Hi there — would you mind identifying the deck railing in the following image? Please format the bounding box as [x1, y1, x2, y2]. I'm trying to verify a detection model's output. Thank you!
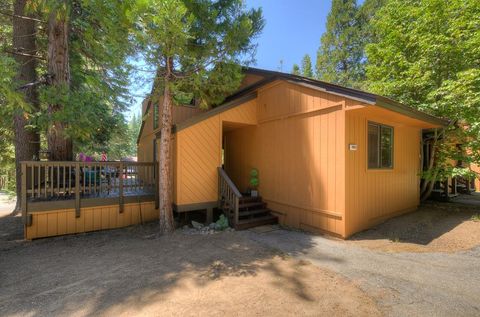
[218, 167, 242, 226]
[21, 161, 157, 225]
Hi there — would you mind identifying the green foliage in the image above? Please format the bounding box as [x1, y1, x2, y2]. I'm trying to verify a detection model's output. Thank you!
[136, 0, 264, 108]
[316, 0, 363, 87]
[365, 0, 480, 182]
[75, 112, 141, 160]
[249, 168, 259, 188]
[215, 214, 229, 230]
[472, 214, 480, 222]
[301, 54, 313, 78]
[21, 0, 138, 158]
[291, 64, 300, 76]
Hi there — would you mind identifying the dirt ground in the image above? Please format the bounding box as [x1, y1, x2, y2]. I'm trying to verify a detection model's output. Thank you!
[0, 222, 380, 317]
[0, 191, 15, 217]
[2, 196, 480, 316]
[347, 200, 480, 253]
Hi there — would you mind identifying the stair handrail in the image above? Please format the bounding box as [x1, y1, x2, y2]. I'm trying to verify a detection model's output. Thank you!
[218, 167, 242, 226]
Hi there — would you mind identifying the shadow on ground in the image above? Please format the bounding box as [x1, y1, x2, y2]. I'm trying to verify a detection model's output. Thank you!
[0, 220, 365, 317]
[349, 197, 480, 247]
[0, 214, 23, 246]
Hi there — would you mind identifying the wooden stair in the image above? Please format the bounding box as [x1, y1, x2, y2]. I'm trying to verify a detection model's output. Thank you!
[234, 196, 277, 230]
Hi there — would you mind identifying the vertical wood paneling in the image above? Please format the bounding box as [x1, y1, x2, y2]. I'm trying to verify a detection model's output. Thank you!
[225, 82, 347, 236]
[25, 202, 157, 240]
[175, 99, 257, 205]
[344, 106, 429, 237]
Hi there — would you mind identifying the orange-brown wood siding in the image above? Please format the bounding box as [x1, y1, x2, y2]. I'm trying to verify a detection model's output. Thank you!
[344, 105, 437, 237]
[174, 99, 257, 205]
[137, 98, 204, 161]
[141, 78, 442, 238]
[224, 82, 352, 237]
[25, 202, 157, 240]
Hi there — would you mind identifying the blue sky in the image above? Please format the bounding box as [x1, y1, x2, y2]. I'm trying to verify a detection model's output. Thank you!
[244, 0, 331, 72]
[128, 0, 361, 118]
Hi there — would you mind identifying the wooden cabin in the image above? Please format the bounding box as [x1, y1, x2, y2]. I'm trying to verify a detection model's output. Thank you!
[137, 68, 447, 238]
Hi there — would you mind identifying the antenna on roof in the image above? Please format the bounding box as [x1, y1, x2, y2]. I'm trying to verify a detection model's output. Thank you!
[277, 59, 284, 72]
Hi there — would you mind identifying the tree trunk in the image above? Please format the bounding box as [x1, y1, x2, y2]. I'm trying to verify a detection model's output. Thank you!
[420, 130, 438, 194]
[11, 0, 40, 213]
[158, 57, 175, 234]
[421, 167, 440, 202]
[47, 3, 73, 161]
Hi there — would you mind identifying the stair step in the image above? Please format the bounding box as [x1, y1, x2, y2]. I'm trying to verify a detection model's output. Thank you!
[239, 196, 262, 203]
[239, 208, 271, 217]
[235, 214, 278, 230]
[239, 201, 266, 209]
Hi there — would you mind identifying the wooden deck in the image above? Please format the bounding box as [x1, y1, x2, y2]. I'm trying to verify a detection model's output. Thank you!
[21, 161, 157, 227]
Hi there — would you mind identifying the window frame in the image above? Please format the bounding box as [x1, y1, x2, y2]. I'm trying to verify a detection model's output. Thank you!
[367, 121, 394, 170]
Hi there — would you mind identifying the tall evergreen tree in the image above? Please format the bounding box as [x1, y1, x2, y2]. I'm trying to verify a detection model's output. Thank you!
[45, 0, 72, 161]
[291, 64, 300, 75]
[355, 0, 385, 82]
[301, 54, 313, 78]
[11, 0, 40, 211]
[315, 0, 362, 87]
[35, 0, 136, 159]
[136, 0, 264, 233]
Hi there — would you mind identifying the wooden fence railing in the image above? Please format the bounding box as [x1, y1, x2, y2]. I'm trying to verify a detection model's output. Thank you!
[218, 167, 242, 226]
[21, 161, 157, 225]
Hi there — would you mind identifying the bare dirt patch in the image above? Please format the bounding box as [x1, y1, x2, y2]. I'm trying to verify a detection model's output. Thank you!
[0, 191, 15, 217]
[348, 200, 480, 253]
[0, 223, 380, 317]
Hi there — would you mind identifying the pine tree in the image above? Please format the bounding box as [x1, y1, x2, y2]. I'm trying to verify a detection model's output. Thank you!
[136, 0, 264, 233]
[46, 0, 72, 161]
[356, 0, 386, 81]
[291, 64, 300, 75]
[316, 0, 362, 87]
[301, 54, 313, 78]
[11, 0, 40, 212]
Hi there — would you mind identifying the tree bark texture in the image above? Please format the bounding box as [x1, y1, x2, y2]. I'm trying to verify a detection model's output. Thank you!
[47, 4, 72, 161]
[12, 0, 40, 213]
[158, 57, 175, 234]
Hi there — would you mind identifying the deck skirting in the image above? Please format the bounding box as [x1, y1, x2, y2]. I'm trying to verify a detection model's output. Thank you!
[25, 201, 158, 240]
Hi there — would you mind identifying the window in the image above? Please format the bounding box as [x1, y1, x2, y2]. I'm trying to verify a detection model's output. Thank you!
[152, 101, 159, 129]
[368, 122, 393, 169]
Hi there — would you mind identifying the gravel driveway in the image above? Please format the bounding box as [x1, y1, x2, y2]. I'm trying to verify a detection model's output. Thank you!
[247, 228, 480, 317]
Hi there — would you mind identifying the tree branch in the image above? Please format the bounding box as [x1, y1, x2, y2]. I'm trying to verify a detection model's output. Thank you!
[15, 75, 53, 91]
[5, 49, 46, 60]
[0, 10, 46, 23]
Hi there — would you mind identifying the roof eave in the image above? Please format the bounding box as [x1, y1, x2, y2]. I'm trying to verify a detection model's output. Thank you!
[375, 97, 449, 127]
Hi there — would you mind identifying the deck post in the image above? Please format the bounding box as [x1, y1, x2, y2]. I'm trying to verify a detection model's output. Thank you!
[234, 196, 239, 226]
[119, 162, 124, 213]
[75, 162, 81, 217]
[206, 207, 213, 224]
[21, 163, 30, 226]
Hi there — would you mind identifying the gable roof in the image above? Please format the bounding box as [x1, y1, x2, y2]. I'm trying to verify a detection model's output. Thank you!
[241, 68, 448, 126]
[174, 67, 447, 132]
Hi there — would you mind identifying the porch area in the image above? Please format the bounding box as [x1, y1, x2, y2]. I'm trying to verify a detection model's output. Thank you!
[21, 161, 158, 239]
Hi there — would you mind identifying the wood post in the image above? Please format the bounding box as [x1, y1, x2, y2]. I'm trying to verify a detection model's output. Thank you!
[234, 196, 239, 226]
[119, 162, 124, 213]
[21, 163, 29, 225]
[206, 207, 213, 224]
[75, 162, 80, 217]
